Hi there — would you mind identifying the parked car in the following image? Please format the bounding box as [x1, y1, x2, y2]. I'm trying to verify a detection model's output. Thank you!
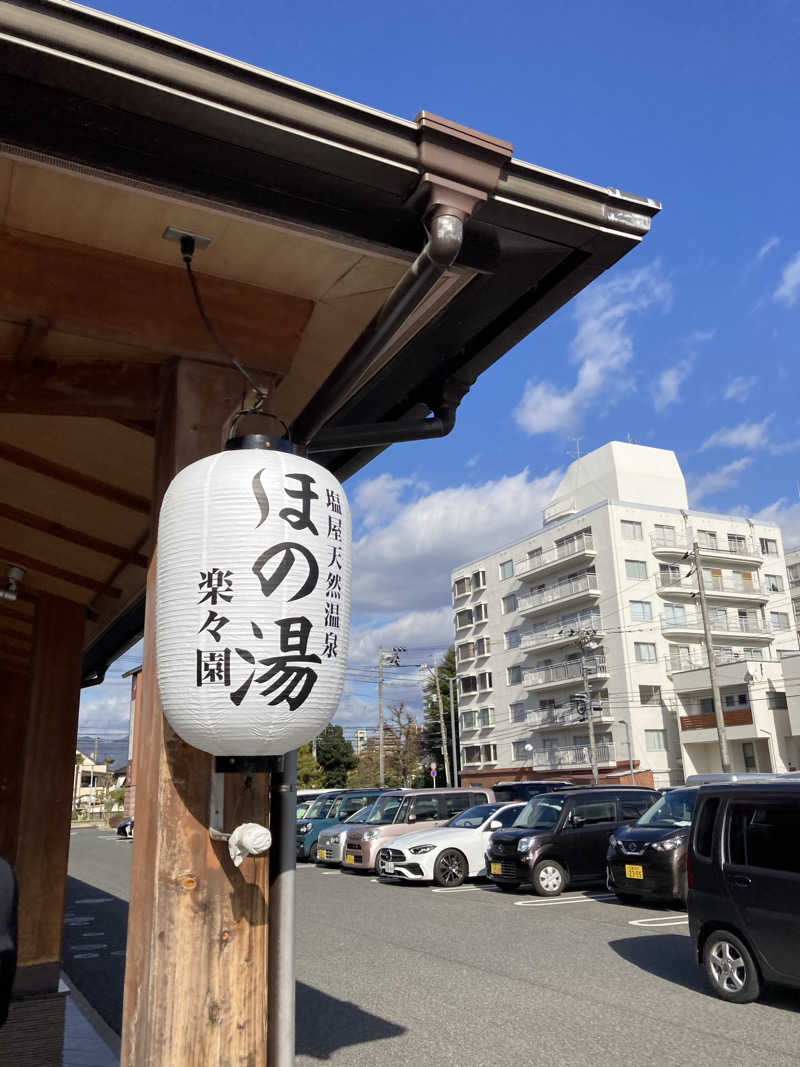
[316, 805, 377, 866]
[296, 788, 329, 819]
[486, 785, 658, 896]
[607, 787, 698, 905]
[116, 817, 134, 839]
[344, 787, 494, 872]
[688, 780, 800, 1002]
[297, 789, 384, 861]
[491, 781, 573, 803]
[377, 802, 524, 886]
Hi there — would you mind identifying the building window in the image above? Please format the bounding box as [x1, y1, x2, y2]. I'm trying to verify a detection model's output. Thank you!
[635, 642, 657, 662]
[499, 559, 514, 580]
[512, 741, 529, 761]
[767, 691, 788, 710]
[765, 574, 784, 593]
[742, 742, 757, 771]
[482, 744, 497, 763]
[462, 745, 481, 764]
[664, 603, 687, 625]
[771, 611, 790, 630]
[472, 569, 486, 589]
[629, 600, 653, 622]
[460, 676, 477, 695]
[502, 594, 517, 614]
[505, 629, 521, 650]
[506, 665, 522, 686]
[621, 520, 643, 541]
[644, 729, 666, 751]
[475, 637, 491, 657]
[478, 671, 493, 691]
[654, 524, 676, 546]
[455, 609, 473, 629]
[453, 576, 471, 598]
[742, 647, 764, 659]
[528, 546, 543, 562]
[461, 711, 477, 730]
[457, 642, 475, 662]
[478, 707, 495, 728]
[760, 537, 778, 556]
[510, 703, 527, 723]
[474, 603, 489, 623]
[728, 533, 747, 552]
[625, 559, 647, 580]
[697, 529, 718, 549]
[639, 685, 662, 705]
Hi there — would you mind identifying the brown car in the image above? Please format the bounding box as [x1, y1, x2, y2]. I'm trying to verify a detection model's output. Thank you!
[343, 787, 494, 871]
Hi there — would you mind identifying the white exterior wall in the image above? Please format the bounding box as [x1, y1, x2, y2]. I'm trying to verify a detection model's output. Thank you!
[450, 443, 799, 788]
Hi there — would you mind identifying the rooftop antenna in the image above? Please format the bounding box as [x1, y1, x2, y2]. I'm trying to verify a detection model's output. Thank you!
[567, 436, 582, 461]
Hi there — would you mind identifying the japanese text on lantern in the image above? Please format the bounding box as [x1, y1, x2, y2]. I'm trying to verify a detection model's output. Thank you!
[195, 470, 326, 712]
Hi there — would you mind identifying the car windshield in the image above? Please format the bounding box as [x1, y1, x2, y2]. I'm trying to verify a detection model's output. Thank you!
[363, 794, 404, 824]
[447, 804, 500, 829]
[637, 789, 696, 828]
[344, 805, 371, 824]
[513, 794, 566, 829]
[304, 795, 337, 820]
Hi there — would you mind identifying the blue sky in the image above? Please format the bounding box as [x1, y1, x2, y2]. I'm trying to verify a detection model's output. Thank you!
[79, 0, 800, 738]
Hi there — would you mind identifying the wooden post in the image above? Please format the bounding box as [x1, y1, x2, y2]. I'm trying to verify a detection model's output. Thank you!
[122, 359, 271, 1067]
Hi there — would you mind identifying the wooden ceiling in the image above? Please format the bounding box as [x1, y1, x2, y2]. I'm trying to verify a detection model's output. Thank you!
[0, 152, 444, 668]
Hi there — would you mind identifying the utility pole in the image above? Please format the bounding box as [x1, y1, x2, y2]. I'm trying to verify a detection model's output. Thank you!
[566, 628, 600, 785]
[378, 647, 385, 787]
[691, 540, 732, 773]
[432, 664, 452, 787]
[447, 675, 459, 787]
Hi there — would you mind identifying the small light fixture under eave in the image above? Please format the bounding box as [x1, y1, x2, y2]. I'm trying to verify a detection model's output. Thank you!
[156, 431, 352, 757]
[0, 564, 24, 601]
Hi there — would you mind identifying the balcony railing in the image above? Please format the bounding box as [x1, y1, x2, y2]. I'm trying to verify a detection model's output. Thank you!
[656, 573, 764, 597]
[519, 625, 604, 653]
[651, 533, 760, 558]
[523, 654, 607, 690]
[529, 704, 613, 730]
[680, 708, 753, 731]
[543, 495, 577, 524]
[667, 650, 761, 673]
[515, 533, 595, 577]
[530, 744, 617, 769]
[517, 574, 600, 613]
[660, 612, 772, 636]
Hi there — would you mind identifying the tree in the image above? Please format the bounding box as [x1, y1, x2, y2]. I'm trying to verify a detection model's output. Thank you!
[315, 725, 357, 787]
[297, 743, 324, 787]
[421, 646, 458, 786]
[347, 702, 424, 787]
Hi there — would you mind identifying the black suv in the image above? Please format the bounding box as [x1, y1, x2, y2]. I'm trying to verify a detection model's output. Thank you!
[486, 785, 658, 896]
[607, 787, 698, 905]
[688, 781, 800, 1002]
[491, 780, 573, 803]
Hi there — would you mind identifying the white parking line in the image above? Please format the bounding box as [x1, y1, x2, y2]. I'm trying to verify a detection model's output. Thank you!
[431, 886, 481, 894]
[628, 915, 689, 928]
[72, 952, 100, 959]
[81, 932, 106, 938]
[514, 892, 617, 908]
[74, 897, 114, 904]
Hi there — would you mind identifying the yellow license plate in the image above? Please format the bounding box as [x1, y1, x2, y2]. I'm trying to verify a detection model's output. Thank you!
[625, 864, 644, 880]
[345, 853, 356, 865]
[317, 849, 327, 860]
[490, 862, 502, 875]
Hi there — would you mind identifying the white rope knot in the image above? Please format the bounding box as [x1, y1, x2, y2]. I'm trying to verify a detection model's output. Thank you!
[226, 822, 272, 867]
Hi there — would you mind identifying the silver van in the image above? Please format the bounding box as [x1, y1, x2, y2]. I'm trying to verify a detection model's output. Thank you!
[343, 787, 494, 871]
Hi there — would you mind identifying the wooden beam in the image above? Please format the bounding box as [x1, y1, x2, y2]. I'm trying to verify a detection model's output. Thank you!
[0, 502, 149, 567]
[13, 315, 50, 366]
[0, 359, 160, 419]
[0, 546, 122, 598]
[0, 230, 313, 371]
[0, 625, 32, 648]
[0, 442, 150, 514]
[111, 419, 156, 436]
[89, 529, 150, 612]
[122, 359, 269, 1067]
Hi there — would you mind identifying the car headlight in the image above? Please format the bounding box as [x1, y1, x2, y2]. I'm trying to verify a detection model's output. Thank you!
[297, 822, 313, 835]
[517, 836, 534, 852]
[608, 834, 618, 847]
[409, 844, 435, 855]
[652, 835, 683, 852]
[362, 829, 380, 840]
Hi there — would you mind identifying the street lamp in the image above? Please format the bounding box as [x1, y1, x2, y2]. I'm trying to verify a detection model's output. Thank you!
[524, 742, 534, 776]
[617, 719, 635, 784]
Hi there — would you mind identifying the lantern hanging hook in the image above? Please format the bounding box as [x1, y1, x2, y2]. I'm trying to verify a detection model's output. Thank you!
[227, 405, 292, 443]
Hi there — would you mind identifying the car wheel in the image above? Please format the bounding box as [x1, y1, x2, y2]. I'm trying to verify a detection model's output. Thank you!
[433, 849, 467, 888]
[677, 872, 688, 908]
[532, 860, 566, 896]
[614, 892, 641, 906]
[703, 930, 762, 1003]
[309, 842, 319, 863]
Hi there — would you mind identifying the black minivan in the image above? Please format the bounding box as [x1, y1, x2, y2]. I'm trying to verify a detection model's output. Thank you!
[486, 786, 658, 896]
[688, 781, 800, 1002]
[491, 780, 573, 803]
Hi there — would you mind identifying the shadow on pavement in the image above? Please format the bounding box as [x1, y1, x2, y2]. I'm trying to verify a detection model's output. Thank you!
[297, 982, 405, 1060]
[63, 876, 128, 1035]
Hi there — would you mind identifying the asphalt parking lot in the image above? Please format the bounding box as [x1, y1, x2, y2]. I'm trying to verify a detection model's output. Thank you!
[66, 829, 800, 1066]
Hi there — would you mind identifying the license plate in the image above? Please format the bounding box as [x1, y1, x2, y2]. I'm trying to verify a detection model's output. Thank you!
[625, 864, 644, 880]
[490, 862, 502, 876]
[345, 853, 356, 865]
[383, 861, 395, 874]
[317, 849, 327, 860]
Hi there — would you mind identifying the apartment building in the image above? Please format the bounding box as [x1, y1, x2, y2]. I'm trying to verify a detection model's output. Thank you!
[450, 442, 800, 789]
[785, 547, 800, 644]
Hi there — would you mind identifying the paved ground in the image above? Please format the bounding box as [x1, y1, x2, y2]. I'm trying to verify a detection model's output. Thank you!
[67, 829, 800, 1066]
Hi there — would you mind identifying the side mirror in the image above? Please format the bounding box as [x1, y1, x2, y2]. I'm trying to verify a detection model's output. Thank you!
[489, 820, 503, 830]
[407, 813, 416, 823]
[569, 813, 585, 828]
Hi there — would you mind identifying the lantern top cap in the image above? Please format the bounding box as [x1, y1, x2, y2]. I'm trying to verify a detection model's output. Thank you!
[225, 434, 297, 454]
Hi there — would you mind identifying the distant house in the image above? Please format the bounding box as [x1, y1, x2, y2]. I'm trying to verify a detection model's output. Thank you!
[73, 750, 115, 814]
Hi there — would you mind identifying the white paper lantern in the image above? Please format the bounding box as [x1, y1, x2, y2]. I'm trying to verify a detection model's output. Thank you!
[156, 444, 351, 755]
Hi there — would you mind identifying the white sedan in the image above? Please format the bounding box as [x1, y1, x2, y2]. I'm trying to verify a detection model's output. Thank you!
[376, 803, 524, 887]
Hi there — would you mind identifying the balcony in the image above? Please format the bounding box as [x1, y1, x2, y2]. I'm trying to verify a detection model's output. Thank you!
[543, 495, 577, 525]
[655, 573, 767, 604]
[520, 626, 604, 655]
[530, 744, 618, 770]
[515, 533, 596, 582]
[680, 707, 753, 731]
[529, 704, 615, 731]
[523, 654, 608, 692]
[517, 574, 601, 616]
[660, 611, 773, 644]
[651, 533, 762, 567]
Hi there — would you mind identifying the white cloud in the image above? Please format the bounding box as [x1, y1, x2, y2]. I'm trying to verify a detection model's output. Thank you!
[756, 236, 780, 262]
[352, 472, 418, 530]
[352, 467, 562, 615]
[699, 415, 773, 451]
[750, 498, 800, 552]
[348, 607, 453, 664]
[774, 250, 800, 306]
[688, 458, 754, 506]
[652, 359, 693, 411]
[513, 261, 672, 435]
[78, 691, 132, 734]
[724, 376, 758, 403]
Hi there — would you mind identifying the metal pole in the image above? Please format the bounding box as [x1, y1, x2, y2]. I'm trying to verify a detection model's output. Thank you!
[576, 632, 599, 786]
[693, 541, 732, 772]
[433, 665, 452, 787]
[268, 749, 298, 1067]
[618, 720, 634, 783]
[378, 648, 385, 787]
[448, 675, 459, 787]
